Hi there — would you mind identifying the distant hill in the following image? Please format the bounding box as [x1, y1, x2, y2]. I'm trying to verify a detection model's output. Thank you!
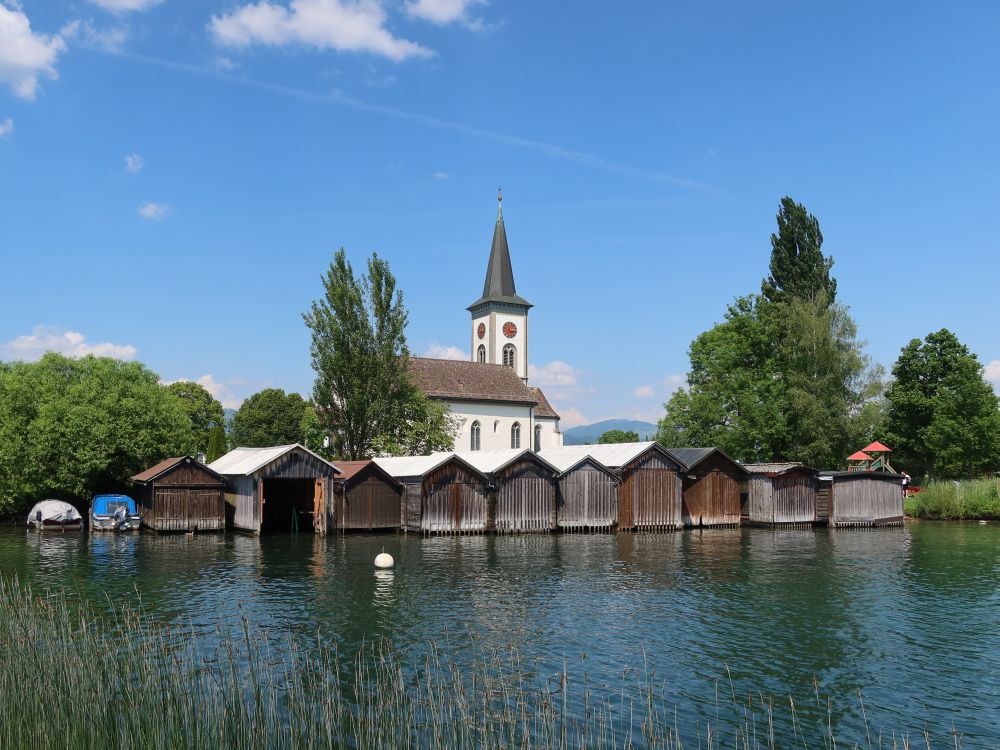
[562, 419, 658, 446]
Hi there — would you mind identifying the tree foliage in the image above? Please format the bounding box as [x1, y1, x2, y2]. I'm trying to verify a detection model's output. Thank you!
[884, 329, 1000, 480]
[657, 198, 878, 469]
[370, 389, 458, 457]
[230, 389, 307, 447]
[0, 354, 195, 514]
[598, 429, 640, 444]
[165, 380, 225, 454]
[304, 248, 455, 460]
[762, 197, 836, 306]
[206, 425, 228, 463]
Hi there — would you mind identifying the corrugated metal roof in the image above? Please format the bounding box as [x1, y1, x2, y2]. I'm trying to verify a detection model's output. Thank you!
[208, 444, 339, 476]
[447, 448, 553, 474]
[744, 462, 817, 476]
[539, 441, 661, 470]
[665, 447, 715, 468]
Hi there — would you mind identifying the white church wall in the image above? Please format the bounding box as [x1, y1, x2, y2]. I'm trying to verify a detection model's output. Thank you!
[534, 417, 563, 450]
[447, 401, 535, 452]
[492, 312, 527, 380]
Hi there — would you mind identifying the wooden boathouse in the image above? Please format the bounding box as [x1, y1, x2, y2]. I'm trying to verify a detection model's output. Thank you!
[375, 454, 490, 533]
[820, 471, 905, 527]
[743, 463, 819, 526]
[209, 444, 341, 535]
[542, 442, 683, 531]
[130, 456, 226, 532]
[547, 455, 620, 531]
[667, 447, 747, 527]
[332, 461, 404, 532]
[456, 450, 560, 533]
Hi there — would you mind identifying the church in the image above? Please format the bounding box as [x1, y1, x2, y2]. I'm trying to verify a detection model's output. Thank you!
[409, 194, 564, 452]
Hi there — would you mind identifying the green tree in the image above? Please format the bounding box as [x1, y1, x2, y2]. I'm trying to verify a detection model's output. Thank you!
[762, 197, 836, 306]
[300, 402, 333, 460]
[165, 381, 225, 454]
[304, 249, 454, 459]
[371, 389, 458, 457]
[598, 429, 640, 444]
[0, 353, 195, 514]
[206, 425, 228, 463]
[884, 329, 1000, 480]
[230, 389, 307, 447]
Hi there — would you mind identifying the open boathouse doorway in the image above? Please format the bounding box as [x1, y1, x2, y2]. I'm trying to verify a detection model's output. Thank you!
[208, 445, 341, 535]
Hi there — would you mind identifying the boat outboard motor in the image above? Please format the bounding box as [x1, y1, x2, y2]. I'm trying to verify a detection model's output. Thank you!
[114, 505, 128, 530]
[35, 510, 42, 526]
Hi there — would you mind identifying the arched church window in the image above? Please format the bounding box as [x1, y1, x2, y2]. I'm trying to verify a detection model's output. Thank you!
[511, 422, 521, 449]
[477, 344, 486, 363]
[534, 424, 542, 452]
[471, 421, 481, 451]
[502, 344, 516, 369]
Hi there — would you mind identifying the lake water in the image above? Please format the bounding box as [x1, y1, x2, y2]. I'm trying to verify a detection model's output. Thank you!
[2, 522, 998, 746]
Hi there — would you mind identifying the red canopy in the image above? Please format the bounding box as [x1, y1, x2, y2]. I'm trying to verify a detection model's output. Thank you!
[862, 441, 892, 453]
[847, 451, 872, 462]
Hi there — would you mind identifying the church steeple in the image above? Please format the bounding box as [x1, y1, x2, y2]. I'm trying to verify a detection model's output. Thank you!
[467, 190, 533, 310]
[468, 191, 531, 382]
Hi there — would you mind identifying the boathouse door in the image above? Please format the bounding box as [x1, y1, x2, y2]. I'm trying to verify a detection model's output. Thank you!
[313, 479, 326, 535]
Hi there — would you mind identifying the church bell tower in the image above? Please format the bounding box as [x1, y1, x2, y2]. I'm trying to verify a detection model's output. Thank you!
[468, 191, 531, 382]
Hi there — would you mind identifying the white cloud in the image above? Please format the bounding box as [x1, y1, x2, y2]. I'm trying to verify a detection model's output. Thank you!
[431, 171, 452, 180]
[528, 360, 579, 387]
[633, 384, 654, 398]
[0, 3, 67, 100]
[215, 56, 238, 71]
[124, 152, 143, 173]
[663, 373, 686, 393]
[555, 406, 589, 428]
[165, 374, 245, 409]
[405, 0, 485, 28]
[209, 0, 434, 62]
[1, 326, 136, 361]
[985, 360, 1000, 391]
[0, 117, 12, 138]
[422, 342, 467, 360]
[138, 201, 169, 220]
[88, 0, 163, 11]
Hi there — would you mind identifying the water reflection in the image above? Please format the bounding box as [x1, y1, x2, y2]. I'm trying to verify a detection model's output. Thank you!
[0, 524, 997, 744]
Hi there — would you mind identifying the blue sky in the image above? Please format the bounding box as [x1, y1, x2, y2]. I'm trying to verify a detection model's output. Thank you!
[1, 0, 998, 425]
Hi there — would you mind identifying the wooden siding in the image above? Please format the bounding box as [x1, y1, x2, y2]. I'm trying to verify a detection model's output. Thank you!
[136, 461, 226, 533]
[494, 459, 557, 533]
[681, 452, 744, 527]
[746, 472, 817, 526]
[230, 476, 258, 533]
[402, 481, 423, 532]
[421, 461, 489, 533]
[830, 476, 903, 526]
[815, 483, 831, 524]
[335, 474, 402, 530]
[557, 464, 617, 530]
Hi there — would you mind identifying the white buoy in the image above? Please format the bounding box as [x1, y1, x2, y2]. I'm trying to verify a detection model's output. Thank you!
[374, 552, 394, 569]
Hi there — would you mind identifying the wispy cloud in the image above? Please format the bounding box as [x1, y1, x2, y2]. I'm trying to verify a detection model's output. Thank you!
[1, 326, 136, 361]
[555, 406, 589, 428]
[100, 50, 704, 189]
[0, 3, 67, 100]
[663, 373, 686, 393]
[60, 19, 128, 52]
[633, 384, 654, 398]
[124, 152, 144, 173]
[528, 361, 580, 387]
[431, 171, 452, 180]
[209, 0, 434, 62]
[0, 118, 12, 138]
[422, 342, 467, 360]
[89, 0, 163, 11]
[138, 201, 170, 220]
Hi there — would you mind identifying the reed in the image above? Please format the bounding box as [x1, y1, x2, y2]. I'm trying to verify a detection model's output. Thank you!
[904, 479, 1000, 520]
[0, 576, 961, 749]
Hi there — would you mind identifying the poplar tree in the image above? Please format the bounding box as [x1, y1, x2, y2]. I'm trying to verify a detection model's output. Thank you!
[762, 197, 837, 305]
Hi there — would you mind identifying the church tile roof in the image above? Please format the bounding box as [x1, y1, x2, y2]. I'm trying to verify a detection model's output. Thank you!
[409, 357, 538, 405]
[529, 387, 559, 419]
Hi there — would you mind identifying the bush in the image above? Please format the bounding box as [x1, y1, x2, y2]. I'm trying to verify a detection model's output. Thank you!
[905, 479, 1000, 520]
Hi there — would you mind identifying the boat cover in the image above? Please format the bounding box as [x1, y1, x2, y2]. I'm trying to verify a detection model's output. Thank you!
[27, 500, 82, 525]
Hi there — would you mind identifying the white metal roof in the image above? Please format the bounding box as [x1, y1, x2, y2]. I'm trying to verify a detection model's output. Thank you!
[373, 454, 456, 478]
[539, 441, 660, 470]
[208, 444, 339, 476]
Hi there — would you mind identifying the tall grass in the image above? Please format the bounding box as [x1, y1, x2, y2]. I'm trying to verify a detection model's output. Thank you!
[904, 479, 1000, 520]
[0, 576, 962, 749]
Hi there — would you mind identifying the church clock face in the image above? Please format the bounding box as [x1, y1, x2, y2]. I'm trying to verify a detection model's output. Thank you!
[503, 321, 518, 338]
[477, 323, 486, 339]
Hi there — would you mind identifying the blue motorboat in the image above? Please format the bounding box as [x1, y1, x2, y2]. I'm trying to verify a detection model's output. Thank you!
[90, 494, 141, 532]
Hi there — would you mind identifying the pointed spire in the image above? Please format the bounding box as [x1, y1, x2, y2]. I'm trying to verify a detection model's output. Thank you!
[467, 191, 533, 310]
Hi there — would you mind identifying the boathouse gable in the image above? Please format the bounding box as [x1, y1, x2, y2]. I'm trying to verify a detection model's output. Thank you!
[744, 463, 819, 526]
[333, 461, 404, 531]
[553, 456, 619, 530]
[130, 456, 227, 533]
[822, 471, 905, 527]
[209, 444, 341, 535]
[668, 447, 748, 528]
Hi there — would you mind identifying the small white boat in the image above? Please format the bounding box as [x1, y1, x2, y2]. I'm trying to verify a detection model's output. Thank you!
[27, 500, 83, 532]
